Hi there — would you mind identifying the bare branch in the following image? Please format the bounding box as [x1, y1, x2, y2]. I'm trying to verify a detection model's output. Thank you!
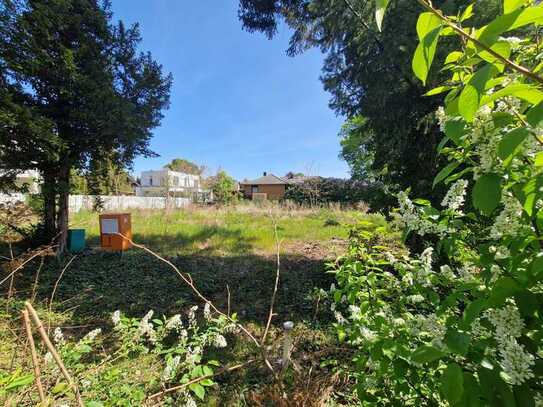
[22, 309, 46, 403]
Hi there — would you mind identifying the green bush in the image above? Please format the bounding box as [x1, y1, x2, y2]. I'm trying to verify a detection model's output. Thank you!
[327, 1, 543, 405]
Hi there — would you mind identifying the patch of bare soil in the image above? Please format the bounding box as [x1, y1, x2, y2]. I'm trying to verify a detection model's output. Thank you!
[282, 238, 347, 260]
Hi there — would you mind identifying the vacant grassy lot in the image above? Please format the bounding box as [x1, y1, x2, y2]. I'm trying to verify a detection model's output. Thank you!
[1, 204, 388, 405]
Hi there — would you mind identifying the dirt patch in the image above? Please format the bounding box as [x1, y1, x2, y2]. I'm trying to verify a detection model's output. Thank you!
[282, 238, 347, 260]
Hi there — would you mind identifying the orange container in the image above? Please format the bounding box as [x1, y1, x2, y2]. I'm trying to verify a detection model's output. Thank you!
[99, 213, 132, 251]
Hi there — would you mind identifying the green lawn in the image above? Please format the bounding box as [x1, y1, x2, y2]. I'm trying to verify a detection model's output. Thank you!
[69, 205, 376, 255]
[2, 204, 387, 405]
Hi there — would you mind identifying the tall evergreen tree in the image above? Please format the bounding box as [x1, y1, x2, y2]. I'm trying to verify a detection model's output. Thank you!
[0, 0, 172, 251]
[238, 0, 500, 202]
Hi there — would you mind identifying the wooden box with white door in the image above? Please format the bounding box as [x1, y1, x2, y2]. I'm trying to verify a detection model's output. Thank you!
[99, 213, 132, 251]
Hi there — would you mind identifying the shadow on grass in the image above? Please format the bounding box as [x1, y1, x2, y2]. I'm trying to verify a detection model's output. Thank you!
[10, 239, 333, 328]
[83, 225, 257, 256]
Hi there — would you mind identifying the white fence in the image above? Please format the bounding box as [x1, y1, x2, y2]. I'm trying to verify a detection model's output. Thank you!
[0, 193, 26, 204]
[69, 195, 191, 213]
[0, 194, 190, 212]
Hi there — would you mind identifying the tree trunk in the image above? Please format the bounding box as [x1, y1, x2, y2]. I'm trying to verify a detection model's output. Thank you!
[56, 162, 71, 254]
[41, 171, 57, 242]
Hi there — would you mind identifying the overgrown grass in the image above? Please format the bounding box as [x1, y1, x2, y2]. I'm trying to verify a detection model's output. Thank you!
[69, 205, 373, 255]
[1, 204, 390, 405]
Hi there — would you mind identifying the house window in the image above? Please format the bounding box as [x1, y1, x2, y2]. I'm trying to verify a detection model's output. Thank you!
[149, 177, 153, 186]
[251, 185, 258, 193]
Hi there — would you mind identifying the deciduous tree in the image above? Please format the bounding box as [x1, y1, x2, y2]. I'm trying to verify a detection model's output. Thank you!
[0, 0, 172, 251]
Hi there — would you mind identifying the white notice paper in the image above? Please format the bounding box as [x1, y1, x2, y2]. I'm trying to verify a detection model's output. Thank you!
[101, 219, 119, 234]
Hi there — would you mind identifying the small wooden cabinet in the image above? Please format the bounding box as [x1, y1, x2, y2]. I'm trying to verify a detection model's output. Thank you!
[99, 213, 132, 251]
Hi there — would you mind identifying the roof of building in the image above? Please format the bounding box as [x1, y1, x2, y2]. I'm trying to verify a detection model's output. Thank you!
[240, 173, 287, 185]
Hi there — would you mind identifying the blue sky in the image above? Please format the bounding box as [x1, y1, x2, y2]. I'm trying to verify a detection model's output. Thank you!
[110, 1, 349, 180]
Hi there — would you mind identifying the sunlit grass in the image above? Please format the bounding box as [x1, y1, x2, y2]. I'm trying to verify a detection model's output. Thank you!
[69, 204, 378, 256]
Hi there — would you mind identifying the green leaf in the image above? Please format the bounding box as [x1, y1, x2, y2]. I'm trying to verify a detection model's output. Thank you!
[411, 345, 445, 364]
[483, 83, 543, 106]
[460, 4, 474, 22]
[441, 363, 464, 404]
[445, 330, 470, 356]
[477, 41, 511, 72]
[461, 298, 487, 329]
[445, 51, 463, 64]
[459, 64, 498, 122]
[86, 402, 105, 407]
[52, 382, 69, 394]
[488, 277, 521, 307]
[479, 366, 517, 406]
[444, 118, 467, 145]
[472, 173, 502, 215]
[189, 382, 206, 400]
[412, 13, 442, 85]
[535, 152, 543, 166]
[504, 0, 528, 14]
[514, 384, 535, 407]
[425, 86, 453, 96]
[4, 374, 33, 390]
[478, 5, 543, 45]
[498, 128, 529, 164]
[433, 161, 460, 188]
[461, 372, 483, 407]
[527, 101, 543, 127]
[375, 0, 389, 31]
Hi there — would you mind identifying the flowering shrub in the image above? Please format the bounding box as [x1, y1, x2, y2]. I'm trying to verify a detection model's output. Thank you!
[330, 0, 543, 405]
[40, 304, 236, 405]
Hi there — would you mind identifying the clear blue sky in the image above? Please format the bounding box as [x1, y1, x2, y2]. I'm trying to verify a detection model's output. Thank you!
[110, 1, 349, 181]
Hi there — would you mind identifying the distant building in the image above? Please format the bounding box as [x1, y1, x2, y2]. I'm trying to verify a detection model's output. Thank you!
[136, 168, 212, 202]
[0, 169, 41, 194]
[239, 172, 288, 200]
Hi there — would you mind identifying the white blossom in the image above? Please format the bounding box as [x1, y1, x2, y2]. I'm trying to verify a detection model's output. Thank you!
[138, 310, 156, 343]
[111, 310, 121, 327]
[83, 328, 101, 342]
[203, 302, 211, 321]
[44, 352, 53, 365]
[490, 196, 524, 240]
[485, 303, 524, 342]
[436, 106, 447, 131]
[162, 355, 181, 382]
[213, 334, 227, 348]
[166, 314, 183, 332]
[441, 179, 468, 212]
[334, 311, 347, 324]
[53, 327, 65, 346]
[499, 337, 535, 385]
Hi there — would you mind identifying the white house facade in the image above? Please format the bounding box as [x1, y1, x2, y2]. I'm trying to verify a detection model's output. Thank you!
[136, 168, 212, 201]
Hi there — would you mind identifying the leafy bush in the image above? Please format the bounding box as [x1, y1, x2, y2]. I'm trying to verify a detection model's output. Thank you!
[285, 177, 389, 209]
[327, 1, 543, 405]
[8, 306, 237, 406]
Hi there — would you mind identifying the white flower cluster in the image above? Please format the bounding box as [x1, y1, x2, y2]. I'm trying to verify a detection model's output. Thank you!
[188, 305, 198, 327]
[112, 310, 121, 327]
[166, 314, 183, 332]
[490, 196, 524, 240]
[411, 313, 446, 348]
[397, 192, 446, 236]
[441, 179, 468, 213]
[83, 328, 101, 342]
[213, 334, 227, 348]
[334, 311, 347, 324]
[53, 327, 65, 346]
[485, 303, 534, 384]
[203, 302, 211, 321]
[348, 304, 362, 321]
[162, 355, 181, 382]
[494, 96, 522, 114]
[436, 106, 447, 132]
[138, 310, 157, 343]
[470, 318, 490, 338]
[413, 248, 435, 287]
